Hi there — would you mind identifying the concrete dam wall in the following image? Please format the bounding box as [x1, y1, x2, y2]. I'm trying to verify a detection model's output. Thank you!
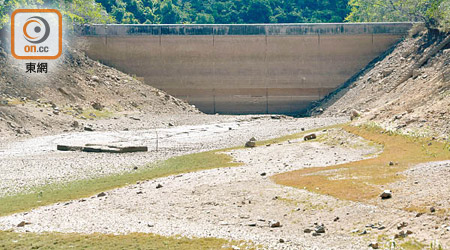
[77, 23, 412, 115]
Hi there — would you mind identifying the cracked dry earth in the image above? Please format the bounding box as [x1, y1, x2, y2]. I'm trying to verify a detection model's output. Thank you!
[1, 124, 450, 249]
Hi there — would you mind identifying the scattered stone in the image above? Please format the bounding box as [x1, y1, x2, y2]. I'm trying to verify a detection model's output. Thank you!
[168, 122, 174, 127]
[312, 232, 321, 236]
[430, 207, 436, 213]
[279, 239, 285, 243]
[247, 223, 257, 227]
[304, 133, 317, 141]
[304, 228, 312, 233]
[260, 172, 266, 176]
[84, 126, 94, 132]
[380, 190, 392, 199]
[71, 121, 79, 128]
[369, 242, 379, 249]
[359, 230, 369, 235]
[147, 223, 154, 227]
[315, 224, 326, 234]
[333, 217, 339, 222]
[395, 231, 407, 239]
[97, 192, 106, 197]
[389, 161, 395, 166]
[269, 220, 281, 228]
[156, 184, 163, 189]
[91, 102, 103, 111]
[245, 137, 257, 148]
[91, 76, 100, 82]
[133, 166, 138, 170]
[17, 221, 30, 227]
[350, 109, 360, 120]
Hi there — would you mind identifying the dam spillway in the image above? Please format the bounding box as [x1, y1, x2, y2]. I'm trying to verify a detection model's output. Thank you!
[77, 23, 412, 115]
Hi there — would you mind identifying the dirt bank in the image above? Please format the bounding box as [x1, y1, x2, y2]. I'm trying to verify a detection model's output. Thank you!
[315, 30, 450, 141]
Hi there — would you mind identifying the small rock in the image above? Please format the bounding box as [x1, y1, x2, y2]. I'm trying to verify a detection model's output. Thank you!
[389, 161, 395, 166]
[156, 184, 163, 189]
[312, 232, 321, 236]
[395, 230, 407, 239]
[304, 228, 312, 233]
[245, 140, 256, 148]
[260, 172, 267, 176]
[369, 242, 379, 249]
[269, 220, 281, 228]
[71, 121, 79, 128]
[168, 122, 174, 127]
[315, 224, 325, 234]
[97, 192, 106, 197]
[17, 221, 30, 227]
[380, 190, 392, 199]
[350, 109, 360, 120]
[333, 217, 339, 222]
[91, 102, 103, 111]
[247, 223, 257, 227]
[430, 207, 436, 213]
[84, 126, 94, 132]
[279, 239, 285, 243]
[304, 133, 317, 141]
[91, 76, 100, 82]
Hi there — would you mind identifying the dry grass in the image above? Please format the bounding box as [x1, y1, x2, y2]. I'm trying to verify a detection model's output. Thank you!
[0, 150, 240, 216]
[0, 231, 251, 250]
[272, 124, 450, 202]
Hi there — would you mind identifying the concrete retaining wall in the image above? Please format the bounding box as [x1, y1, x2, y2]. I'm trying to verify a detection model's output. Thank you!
[77, 23, 412, 115]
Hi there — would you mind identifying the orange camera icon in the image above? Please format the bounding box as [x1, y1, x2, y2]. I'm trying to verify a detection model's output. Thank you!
[11, 9, 62, 60]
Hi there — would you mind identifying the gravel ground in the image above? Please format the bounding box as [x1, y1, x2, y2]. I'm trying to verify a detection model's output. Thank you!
[0, 116, 347, 196]
[0, 127, 377, 249]
[1, 118, 448, 249]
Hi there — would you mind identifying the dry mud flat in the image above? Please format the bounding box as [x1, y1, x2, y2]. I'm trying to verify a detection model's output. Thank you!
[0, 116, 345, 196]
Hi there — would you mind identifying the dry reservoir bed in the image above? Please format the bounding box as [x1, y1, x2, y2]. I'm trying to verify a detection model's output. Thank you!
[1, 117, 449, 249]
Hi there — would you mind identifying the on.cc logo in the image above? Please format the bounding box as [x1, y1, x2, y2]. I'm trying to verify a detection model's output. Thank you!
[11, 9, 62, 60]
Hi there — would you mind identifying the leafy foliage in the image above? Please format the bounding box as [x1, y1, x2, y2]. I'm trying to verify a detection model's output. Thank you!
[0, 0, 112, 29]
[94, 0, 350, 24]
[346, 0, 450, 31]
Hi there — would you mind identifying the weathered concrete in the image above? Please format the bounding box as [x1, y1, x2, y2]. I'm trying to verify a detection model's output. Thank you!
[77, 23, 413, 115]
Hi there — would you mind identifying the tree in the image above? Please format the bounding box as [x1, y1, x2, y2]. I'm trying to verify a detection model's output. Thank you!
[346, 0, 450, 31]
[0, 0, 112, 29]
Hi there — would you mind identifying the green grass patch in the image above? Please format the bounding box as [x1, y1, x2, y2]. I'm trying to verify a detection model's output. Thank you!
[77, 108, 115, 119]
[0, 150, 239, 217]
[0, 231, 249, 250]
[273, 124, 450, 202]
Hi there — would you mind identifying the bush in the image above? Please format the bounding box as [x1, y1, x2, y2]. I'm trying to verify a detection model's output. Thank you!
[346, 0, 450, 32]
[0, 0, 112, 30]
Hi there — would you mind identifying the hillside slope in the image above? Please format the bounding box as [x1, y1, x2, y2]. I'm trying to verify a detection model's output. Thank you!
[316, 30, 450, 140]
[0, 40, 200, 139]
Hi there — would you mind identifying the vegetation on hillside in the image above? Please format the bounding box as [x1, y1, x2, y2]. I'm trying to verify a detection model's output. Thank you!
[1, 0, 449, 30]
[346, 0, 450, 31]
[0, 0, 111, 29]
[95, 0, 350, 24]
